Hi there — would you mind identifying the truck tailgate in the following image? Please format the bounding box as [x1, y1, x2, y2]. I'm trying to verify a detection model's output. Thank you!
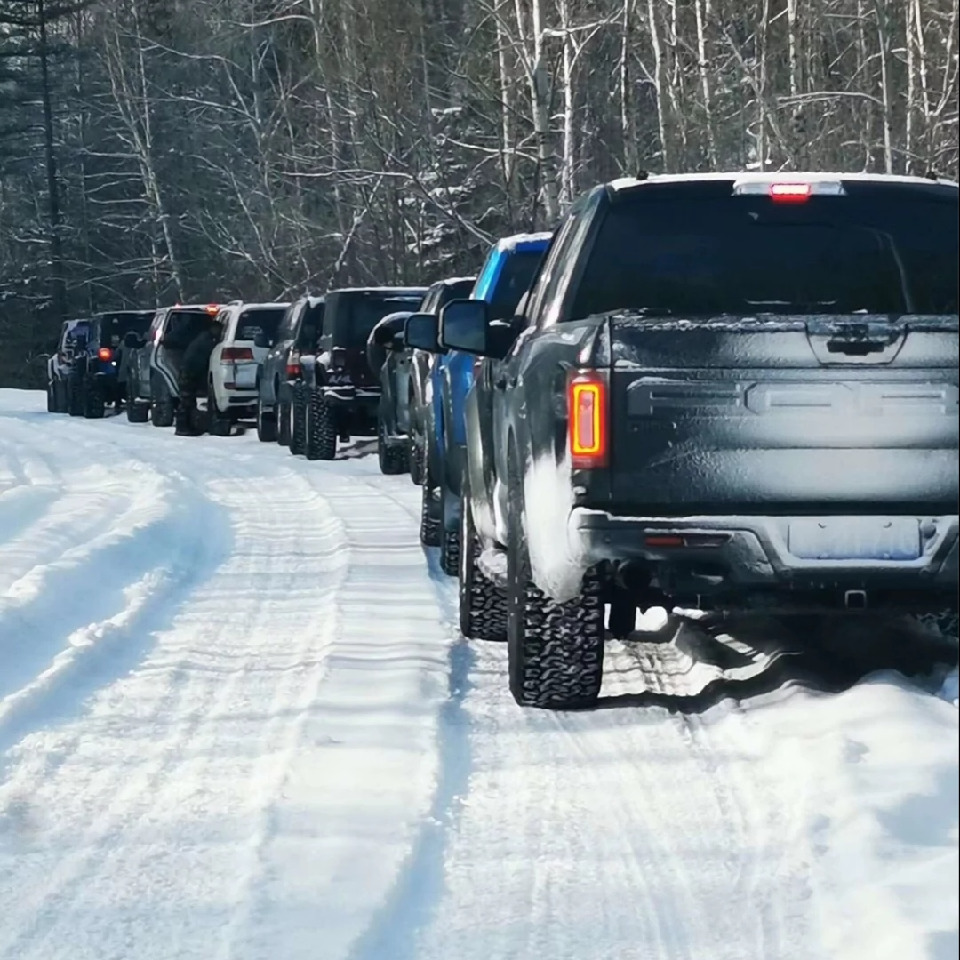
[608, 316, 959, 512]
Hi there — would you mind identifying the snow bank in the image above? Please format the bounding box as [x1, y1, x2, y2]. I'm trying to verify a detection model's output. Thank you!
[522, 450, 587, 602]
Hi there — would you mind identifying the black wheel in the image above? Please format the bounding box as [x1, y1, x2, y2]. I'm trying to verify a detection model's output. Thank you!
[290, 384, 307, 455]
[505, 457, 604, 709]
[151, 377, 175, 428]
[306, 389, 337, 460]
[377, 421, 407, 475]
[277, 399, 292, 446]
[208, 386, 231, 436]
[409, 435, 424, 485]
[46, 382, 56, 412]
[256, 395, 277, 442]
[53, 378, 68, 412]
[82, 376, 105, 419]
[439, 489, 460, 576]
[458, 476, 508, 641]
[67, 372, 83, 417]
[126, 382, 149, 423]
[419, 473, 442, 548]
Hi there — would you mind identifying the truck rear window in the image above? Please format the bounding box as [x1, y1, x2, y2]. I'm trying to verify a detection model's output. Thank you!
[237, 307, 286, 343]
[348, 297, 424, 347]
[484, 251, 544, 319]
[570, 194, 959, 320]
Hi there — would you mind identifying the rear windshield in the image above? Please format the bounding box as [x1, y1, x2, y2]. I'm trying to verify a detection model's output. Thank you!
[570, 194, 959, 320]
[344, 296, 424, 347]
[296, 302, 325, 349]
[435, 279, 477, 312]
[100, 312, 154, 343]
[236, 307, 286, 343]
[485, 251, 544, 320]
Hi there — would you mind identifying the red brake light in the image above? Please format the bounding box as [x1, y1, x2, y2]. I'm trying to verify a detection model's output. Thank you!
[98, 347, 113, 361]
[205, 303, 220, 315]
[221, 346, 254, 362]
[769, 182, 812, 203]
[286, 349, 301, 378]
[567, 370, 608, 469]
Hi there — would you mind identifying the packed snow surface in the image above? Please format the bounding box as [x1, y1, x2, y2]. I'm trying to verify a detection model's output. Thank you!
[0, 388, 956, 960]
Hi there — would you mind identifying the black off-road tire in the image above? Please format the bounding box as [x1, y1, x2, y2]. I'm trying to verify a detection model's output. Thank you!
[377, 421, 408, 475]
[82, 376, 105, 419]
[67, 373, 84, 417]
[46, 382, 56, 412]
[150, 376, 175, 428]
[126, 383, 149, 423]
[419, 476, 442, 548]
[458, 482, 508, 642]
[208, 386, 231, 436]
[505, 460, 604, 710]
[277, 399, 292, 446]
[440, 527, 459, 577]
[256, 397, 277, 442]
[290, 385, 308, 455]
[53, 379, 68, 412]
[307, 390, 337, 461]
[410, 435, 424, 485]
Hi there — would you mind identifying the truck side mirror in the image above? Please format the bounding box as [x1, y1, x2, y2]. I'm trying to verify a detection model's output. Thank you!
[438, 300, 490, 356]
[404, 313, 440, 353]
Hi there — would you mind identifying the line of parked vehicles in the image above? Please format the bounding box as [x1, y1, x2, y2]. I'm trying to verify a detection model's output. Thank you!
[41, 171, 960, 711]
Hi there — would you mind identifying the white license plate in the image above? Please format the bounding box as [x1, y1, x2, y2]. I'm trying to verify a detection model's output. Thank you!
[788, 517, 921, 561]
[233, 365, 258, 389]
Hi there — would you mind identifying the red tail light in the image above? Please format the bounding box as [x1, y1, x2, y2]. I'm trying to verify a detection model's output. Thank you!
[98, 347, 113, 361]
[205, 303, 221, 315]
[567, 369, 608, 469]
[286, 349, 301, 378]
[221, 347, 254, 362]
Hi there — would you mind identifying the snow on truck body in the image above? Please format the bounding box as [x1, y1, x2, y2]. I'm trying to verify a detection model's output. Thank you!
[442, 171, 959, 709]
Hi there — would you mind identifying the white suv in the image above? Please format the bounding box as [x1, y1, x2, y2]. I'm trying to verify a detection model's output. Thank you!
[207, 300, 289, 435]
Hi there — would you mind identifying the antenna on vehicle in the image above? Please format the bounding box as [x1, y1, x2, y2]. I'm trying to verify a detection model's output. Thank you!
[636, 169, 650, 181]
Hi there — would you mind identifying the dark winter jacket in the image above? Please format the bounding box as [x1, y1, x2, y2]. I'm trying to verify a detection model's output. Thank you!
[180, 326, 220, 388]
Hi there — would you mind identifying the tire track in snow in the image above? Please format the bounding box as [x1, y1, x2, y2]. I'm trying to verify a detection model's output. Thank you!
[213, 462, 458, 960]
[0, 461, 343, 960]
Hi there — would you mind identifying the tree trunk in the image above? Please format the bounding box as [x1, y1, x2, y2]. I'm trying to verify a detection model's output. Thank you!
[37, 0, 67, 323]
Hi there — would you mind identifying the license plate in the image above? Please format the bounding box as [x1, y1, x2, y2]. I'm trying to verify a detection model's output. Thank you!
[234, 365, 258, 389]
[788, 518, 921, 561]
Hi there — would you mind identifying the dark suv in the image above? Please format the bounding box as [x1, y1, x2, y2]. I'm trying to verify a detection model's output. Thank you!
[61, 310, 157, 419]
[301, 286, 427, 460]
[256, 295, 325, 447]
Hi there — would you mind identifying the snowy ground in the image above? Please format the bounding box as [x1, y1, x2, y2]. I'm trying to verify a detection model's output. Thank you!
[0, 387, 956, 960]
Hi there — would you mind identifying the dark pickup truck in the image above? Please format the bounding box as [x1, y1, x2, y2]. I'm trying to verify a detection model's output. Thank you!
[439, 172, 959, 710]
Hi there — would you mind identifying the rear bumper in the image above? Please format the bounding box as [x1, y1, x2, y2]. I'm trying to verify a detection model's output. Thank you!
[570, 508, 959, 602]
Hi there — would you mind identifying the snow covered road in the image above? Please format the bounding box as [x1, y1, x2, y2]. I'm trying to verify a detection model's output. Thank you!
[0, 388, 956, 960]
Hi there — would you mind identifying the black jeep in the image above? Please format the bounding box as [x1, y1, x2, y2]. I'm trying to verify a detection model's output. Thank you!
[64, 311, 157, 419]
[301, 286, 427, 460]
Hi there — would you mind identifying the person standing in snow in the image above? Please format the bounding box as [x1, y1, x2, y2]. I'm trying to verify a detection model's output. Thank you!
[175, 316, 222, 436]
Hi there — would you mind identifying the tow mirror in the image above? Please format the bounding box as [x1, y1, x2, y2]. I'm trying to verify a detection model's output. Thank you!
[438, 300, 489, 356]
[404, 312, 441, 352]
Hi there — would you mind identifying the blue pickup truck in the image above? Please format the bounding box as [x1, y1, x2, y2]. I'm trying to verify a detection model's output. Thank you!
[418, 232, 551, 573]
